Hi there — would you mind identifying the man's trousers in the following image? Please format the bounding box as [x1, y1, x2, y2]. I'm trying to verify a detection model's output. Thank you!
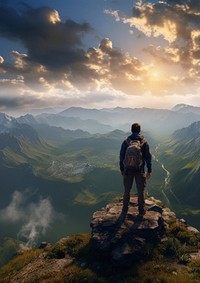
[122, 171, 146, 214]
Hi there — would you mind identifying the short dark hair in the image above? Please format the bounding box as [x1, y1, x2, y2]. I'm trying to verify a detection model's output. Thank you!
[131, 123, 141, 133]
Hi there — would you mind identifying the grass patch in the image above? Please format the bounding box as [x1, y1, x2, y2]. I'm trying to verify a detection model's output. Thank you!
[137, 259, 197, 283]
[0, 238, 22, 267]
[0, 249, 42, 283]
[168, 222, 200, 248]
[0, 231, 200, 283]
[62, 264, 106, 283]
[47, 234, 91, 259]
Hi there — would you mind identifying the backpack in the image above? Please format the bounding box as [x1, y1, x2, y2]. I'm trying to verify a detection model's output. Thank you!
[123, 138, 143, 171]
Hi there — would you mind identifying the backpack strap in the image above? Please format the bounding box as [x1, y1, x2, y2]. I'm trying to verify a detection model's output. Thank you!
[126, 137, 131, 145]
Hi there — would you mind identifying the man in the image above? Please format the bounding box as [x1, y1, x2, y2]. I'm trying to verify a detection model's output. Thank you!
[119, 122, 152, 216]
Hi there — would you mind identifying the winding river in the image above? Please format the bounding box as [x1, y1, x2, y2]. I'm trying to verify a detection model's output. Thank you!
[153, 144, 181, 206]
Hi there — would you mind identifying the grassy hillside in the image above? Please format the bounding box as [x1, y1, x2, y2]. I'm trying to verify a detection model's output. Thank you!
[157, 123, 200, 207]
[0, 220, 199, 283]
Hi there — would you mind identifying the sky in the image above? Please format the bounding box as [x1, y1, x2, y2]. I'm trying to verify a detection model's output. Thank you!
[0, 0, 200, 113]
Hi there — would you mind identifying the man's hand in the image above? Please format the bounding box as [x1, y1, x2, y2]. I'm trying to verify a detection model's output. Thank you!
[146, 172, 151, 179]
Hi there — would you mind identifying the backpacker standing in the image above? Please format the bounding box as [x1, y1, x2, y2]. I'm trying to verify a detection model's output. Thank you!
[119, 123, 152, 216]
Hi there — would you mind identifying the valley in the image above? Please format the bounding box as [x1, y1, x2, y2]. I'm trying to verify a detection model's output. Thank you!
[0, 104, 199, 266]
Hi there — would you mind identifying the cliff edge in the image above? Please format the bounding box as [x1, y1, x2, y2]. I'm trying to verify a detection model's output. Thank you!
[90, 196, 177, 266]
[0, 196, 199, 283]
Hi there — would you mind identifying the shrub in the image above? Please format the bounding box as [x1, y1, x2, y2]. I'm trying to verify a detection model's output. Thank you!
[168, 222, 200, 248]
[48, 234, 91, 259]
[160, 238, 183, 257]
[189, 258, 200, 277]
[168, 222, 186, 235]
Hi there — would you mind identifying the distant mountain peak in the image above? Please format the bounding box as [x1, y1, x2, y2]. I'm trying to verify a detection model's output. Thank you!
[173, 103, 188, 109]
[0, 112, 18, 134]
[0, 112, 15, 123]
[173, 120, 200, 138]
[172, 104, 200, 113]
[16, 114, 38, 125]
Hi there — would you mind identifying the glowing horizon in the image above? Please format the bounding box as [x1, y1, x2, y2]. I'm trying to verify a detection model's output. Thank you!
[0, 0, 199, 112]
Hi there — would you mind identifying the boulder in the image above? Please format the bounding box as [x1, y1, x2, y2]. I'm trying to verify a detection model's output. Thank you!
[90, 196, 176, 266]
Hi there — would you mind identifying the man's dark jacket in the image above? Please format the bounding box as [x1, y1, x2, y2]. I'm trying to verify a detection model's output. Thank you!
[119, 132, 152, 174]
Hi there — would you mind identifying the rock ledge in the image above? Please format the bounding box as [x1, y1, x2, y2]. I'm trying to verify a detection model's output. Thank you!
[90, 196, 176, 265]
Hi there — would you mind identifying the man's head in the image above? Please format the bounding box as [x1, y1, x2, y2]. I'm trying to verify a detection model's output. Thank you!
[131, 123, 141, 133]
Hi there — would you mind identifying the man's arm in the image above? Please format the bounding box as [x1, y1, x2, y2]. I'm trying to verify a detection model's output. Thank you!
[143, 142, 152, 174]
[119, 140, 127, 174]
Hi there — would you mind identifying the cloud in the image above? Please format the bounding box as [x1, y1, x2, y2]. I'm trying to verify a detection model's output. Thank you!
[0, 94, 41, 110]
[107, 1, 200, 77]
[0, 3, 149, 99]
[0, 190, 55, 247]
[102, 1, 200, 105]
[0, 1, 200, 110]
[0, 191, 24, 222]
[0, 3, 98, 106]
[18, 198, 54, 247]
[0, 33, 151, 108]
[0, 4, 91, 70]
[86, 38, 149, 95]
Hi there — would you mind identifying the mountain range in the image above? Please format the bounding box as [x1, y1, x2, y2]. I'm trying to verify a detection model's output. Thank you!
[14, 103, 200, 135]
[0, 103, 199, 266]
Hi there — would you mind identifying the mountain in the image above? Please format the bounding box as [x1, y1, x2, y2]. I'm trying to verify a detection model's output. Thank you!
[0, 113, 16, 131]
[173, 121, 200, 140]
[0, 113, 47, 174]
[0, 108, 200, 270]
[16, 114, 38, 125]
[35, 112, 113, 134]
[14, 105, 200, 137]
[0, 114, 128, 253]
[57, 105, 200, 135]
[157, 121, 200, 207]
[0, 113, 41, 145]
[16, 114, 92, 144]
[172, 103, 200, 115]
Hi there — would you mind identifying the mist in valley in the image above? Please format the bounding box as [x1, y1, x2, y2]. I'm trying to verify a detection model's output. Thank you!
[0, 104, 199, 254]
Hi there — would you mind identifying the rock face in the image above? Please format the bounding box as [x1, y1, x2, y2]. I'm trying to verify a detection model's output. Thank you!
[90, 196, 176, 266]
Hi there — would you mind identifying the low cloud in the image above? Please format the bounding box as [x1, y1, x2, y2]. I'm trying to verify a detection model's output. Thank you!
[0, 191, 24, 222]
[18, 198, 54, 247]
[0, 190, 55, 247]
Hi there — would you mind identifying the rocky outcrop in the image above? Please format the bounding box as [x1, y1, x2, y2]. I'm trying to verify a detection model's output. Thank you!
[1, 196, 200, 283]
[90, 196, 176, 266]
